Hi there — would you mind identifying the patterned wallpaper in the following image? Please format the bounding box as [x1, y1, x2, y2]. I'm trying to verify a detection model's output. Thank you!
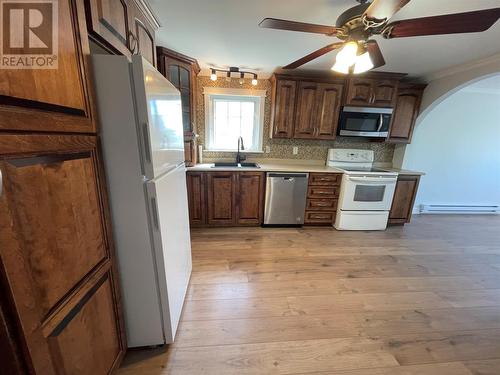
[195, 76, 395, 163]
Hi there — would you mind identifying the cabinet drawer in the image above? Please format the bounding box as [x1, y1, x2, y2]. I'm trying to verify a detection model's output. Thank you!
[307, 186, 339, 199]
[304, 211, 336, 224]
[309, 173, 342, 186]
[306, 199, 338, 211]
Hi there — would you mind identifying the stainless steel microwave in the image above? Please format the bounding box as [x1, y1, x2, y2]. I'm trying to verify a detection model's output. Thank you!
[338, 106, 393, 138]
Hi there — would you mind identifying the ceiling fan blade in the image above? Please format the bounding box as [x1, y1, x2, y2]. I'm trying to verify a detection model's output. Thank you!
[283, 43, 344, 69]
[366, 40, 386, 69]
[364, 0, 411, 23]
[382, 8, 500, 38]
[259, 18, 339, 35]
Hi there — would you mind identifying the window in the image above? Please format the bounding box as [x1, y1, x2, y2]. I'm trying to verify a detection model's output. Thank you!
[204, 87, 266, 152]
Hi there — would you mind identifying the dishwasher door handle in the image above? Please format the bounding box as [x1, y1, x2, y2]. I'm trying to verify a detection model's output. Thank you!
[267, 173, 308, 178]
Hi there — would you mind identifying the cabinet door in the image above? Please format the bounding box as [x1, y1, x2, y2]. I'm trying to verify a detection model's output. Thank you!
[389, 175, 420, 224]
[345, 78, 373, 106]
[86, 0, 131, 56]
[387, 86, 424, 143]
[206, 172, 235, 226]
[271, 80, 296, 138]
[0, 0, 95, 133]
[372, 80, 399, 107]
[164, 60, 193, 133]
[0, 134, 125, 374]
[293, 82, 318, 139]
[236, 172, 264, 225]
[131, 5, 156, 66]
[315, 83, 344, 139]
[186, 172, 206, 226]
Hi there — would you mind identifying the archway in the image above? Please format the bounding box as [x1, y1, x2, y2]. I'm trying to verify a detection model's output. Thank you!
[400, 74, 500, 214]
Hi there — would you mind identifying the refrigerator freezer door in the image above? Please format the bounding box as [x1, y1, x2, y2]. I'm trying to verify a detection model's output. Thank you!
[146, 163, 192, 343]
[132, 55, 185, 179]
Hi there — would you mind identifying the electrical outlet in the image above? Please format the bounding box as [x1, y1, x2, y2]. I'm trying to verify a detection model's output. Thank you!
[265, 145, 271, 153]
[292, 146, 298, 155]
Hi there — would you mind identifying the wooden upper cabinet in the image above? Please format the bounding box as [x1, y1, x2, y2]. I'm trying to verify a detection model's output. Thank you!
[186, 172, 206, 226]
[271, 79, 297, 138]
[206, 172, 235, 226]
[315, 83, 343, 139]
[129, 0, 156, 66]
[346, 78, 399, 107]
[86, 0, 132, 56]
[293, 81, 343, 140]
[86, 0, 158, 64]
[388, 84, 426, 143]
[389, 175, 421, 224]
[294, 82, 319, 139]
[0, 134, 125, 374]
[157, 47, 200, 134]
[345, 78, 373, 106]
[0, 0, 95, 133]
[236, 172, 264, 225]
[157, 47, 200, 166]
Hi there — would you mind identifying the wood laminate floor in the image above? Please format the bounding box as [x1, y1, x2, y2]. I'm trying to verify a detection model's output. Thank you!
[118, 215, 500, 375]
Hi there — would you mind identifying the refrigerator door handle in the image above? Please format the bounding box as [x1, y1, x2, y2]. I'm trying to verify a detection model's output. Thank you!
[142, 122, 152, 163]
[150, 197, 160, 230]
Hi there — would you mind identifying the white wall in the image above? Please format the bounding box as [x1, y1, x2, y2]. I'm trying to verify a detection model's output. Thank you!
[402, 76, 500, 210]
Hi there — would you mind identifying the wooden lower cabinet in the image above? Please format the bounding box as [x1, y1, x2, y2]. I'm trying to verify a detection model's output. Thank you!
[187, 171, 264, 227]
[389, 175, 421, 224]
[235, 172, 265, 225]
[304, 173, 342, 226]
[206, 172, 236, 226]
[186, 172, 206, 226]
[0, 134, 125, 374]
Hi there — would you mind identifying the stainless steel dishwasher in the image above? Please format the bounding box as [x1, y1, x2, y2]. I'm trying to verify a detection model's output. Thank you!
[264, 172, 309, 226]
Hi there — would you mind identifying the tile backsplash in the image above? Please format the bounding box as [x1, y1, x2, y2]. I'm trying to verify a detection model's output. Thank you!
[195, 76, 394, 163]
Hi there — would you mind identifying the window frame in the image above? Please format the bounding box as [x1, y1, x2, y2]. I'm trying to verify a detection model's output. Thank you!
[203, 87, 267, 153]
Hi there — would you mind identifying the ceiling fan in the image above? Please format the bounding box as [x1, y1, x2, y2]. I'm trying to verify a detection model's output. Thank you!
[259, 0, 500, 74]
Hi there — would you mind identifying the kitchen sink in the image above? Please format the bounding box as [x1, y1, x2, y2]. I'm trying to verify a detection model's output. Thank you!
[212, 162, 260, 168]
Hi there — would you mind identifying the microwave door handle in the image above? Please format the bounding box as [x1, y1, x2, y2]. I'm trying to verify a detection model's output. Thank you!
[376, 114, 384, 132]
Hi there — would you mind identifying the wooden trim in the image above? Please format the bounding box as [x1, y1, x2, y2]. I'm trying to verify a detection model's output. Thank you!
[0, 134, 96, 157]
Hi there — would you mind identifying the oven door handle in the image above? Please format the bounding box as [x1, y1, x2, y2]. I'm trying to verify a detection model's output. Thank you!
[348, 177, 397, 184]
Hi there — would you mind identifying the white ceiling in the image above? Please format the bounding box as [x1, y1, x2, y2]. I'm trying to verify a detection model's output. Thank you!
[149, 0, 500, 79]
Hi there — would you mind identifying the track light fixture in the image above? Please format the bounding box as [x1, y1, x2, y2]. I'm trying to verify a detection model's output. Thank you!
[208, 67, 258, 86]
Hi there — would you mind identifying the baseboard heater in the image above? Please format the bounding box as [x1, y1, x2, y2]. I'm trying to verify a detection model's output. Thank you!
[419, 204, 500, 214]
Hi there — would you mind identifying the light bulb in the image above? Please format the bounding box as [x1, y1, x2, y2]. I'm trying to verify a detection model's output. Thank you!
[210, 69, 217, 81]
[335, 41, 358, 67]
[331, 60, 350, 74]
[239, 78, 244, 85]
[251, 76, 258, 86]
[353, 52, 374, 74]
[239, 72, 245, 85]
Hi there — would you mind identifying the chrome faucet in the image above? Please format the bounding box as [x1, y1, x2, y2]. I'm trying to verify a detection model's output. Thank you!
[236, 136, 246, 164]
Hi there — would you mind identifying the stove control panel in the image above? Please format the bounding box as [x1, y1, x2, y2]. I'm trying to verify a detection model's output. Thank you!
[327, 149, 374, 164]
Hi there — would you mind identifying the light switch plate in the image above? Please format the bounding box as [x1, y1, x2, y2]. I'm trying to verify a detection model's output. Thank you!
[292, 146, 298, 155]
[265, 145, 271, 153]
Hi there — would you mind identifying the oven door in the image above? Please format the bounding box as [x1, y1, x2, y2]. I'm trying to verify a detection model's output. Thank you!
[339, 174, 397, 211]
[339, 107, 392, 138]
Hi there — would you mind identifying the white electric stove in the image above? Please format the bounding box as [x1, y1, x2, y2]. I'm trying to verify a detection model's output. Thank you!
[327, 149, 398, 230]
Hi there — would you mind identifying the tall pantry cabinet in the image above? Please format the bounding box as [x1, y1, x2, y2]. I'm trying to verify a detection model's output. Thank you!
[0, 0, 164, 372]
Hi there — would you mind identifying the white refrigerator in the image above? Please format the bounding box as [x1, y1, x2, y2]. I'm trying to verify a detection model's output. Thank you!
[91, 55, 192, 347]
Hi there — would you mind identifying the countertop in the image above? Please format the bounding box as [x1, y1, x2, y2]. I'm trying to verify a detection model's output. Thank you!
[187, 163, 425, 176]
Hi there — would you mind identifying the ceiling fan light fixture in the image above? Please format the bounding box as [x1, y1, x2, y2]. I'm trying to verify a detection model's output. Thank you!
[353, 51, 374, 74]
[335, 41, 358, 67]
[331, 60, 350, 74]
